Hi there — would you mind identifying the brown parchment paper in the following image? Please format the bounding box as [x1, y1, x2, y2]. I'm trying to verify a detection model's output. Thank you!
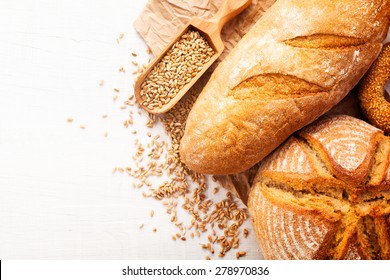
[134, 0, 276, 58]
[134, 0, 277, 205]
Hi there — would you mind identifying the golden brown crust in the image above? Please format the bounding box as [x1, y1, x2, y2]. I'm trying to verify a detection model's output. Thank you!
[248, 115, 390, 259]
[299, 114, 383, 185]
[358, 43, 390, 135]
[180, 0, 390, 175]
[249, 187, 337, 259]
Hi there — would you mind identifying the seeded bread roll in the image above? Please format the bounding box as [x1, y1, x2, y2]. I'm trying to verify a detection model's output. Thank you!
[180, 0, 390, 175]
[248, 115, 390, 260]
[358, 43, 390, 134]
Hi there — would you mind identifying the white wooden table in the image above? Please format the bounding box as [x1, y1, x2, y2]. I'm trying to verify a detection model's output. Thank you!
[0, 0, 262, 259]
[1, 0, 389, 260]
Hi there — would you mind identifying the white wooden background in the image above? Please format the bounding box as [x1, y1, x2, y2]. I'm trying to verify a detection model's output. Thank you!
[0, 0, 263, 259]
[1, 0, 389, 260]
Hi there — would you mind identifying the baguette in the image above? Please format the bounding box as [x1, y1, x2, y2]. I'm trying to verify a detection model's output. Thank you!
[180, 0, 390, 175]
[248, 114, 390, 259]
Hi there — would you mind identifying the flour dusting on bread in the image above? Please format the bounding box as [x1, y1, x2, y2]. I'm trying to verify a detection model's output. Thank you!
[249, 115, 390, 259]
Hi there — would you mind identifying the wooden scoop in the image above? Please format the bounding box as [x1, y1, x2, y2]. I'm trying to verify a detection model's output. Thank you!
[134, 0, 251, 114]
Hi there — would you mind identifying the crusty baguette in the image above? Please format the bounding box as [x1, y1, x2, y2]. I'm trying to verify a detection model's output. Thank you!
[180, 0, 390, 175]
[248, 114, 390, 260]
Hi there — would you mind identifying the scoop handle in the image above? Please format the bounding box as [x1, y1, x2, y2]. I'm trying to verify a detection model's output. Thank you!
[211, 0, 252, 32]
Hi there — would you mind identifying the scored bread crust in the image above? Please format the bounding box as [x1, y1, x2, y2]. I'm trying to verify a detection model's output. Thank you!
[248, 115, 390, 260]
[180, 0, 390, 175]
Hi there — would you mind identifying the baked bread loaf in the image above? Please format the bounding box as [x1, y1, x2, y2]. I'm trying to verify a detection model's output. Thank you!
[248, 114, 390, 260]
[180, 0, 390, 175]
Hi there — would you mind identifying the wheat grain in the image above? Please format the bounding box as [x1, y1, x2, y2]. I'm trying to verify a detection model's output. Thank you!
[139, 29, 215, 110]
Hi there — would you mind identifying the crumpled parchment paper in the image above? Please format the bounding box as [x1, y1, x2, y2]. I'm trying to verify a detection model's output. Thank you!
[134, 0, 275, 58]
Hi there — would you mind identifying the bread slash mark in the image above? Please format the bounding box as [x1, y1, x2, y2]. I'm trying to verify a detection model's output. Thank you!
[284, 34, 367, 50]
[229, 73, 327, 100]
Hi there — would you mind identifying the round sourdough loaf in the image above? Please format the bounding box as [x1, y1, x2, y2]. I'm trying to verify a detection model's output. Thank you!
[248, 114, 390, 259]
